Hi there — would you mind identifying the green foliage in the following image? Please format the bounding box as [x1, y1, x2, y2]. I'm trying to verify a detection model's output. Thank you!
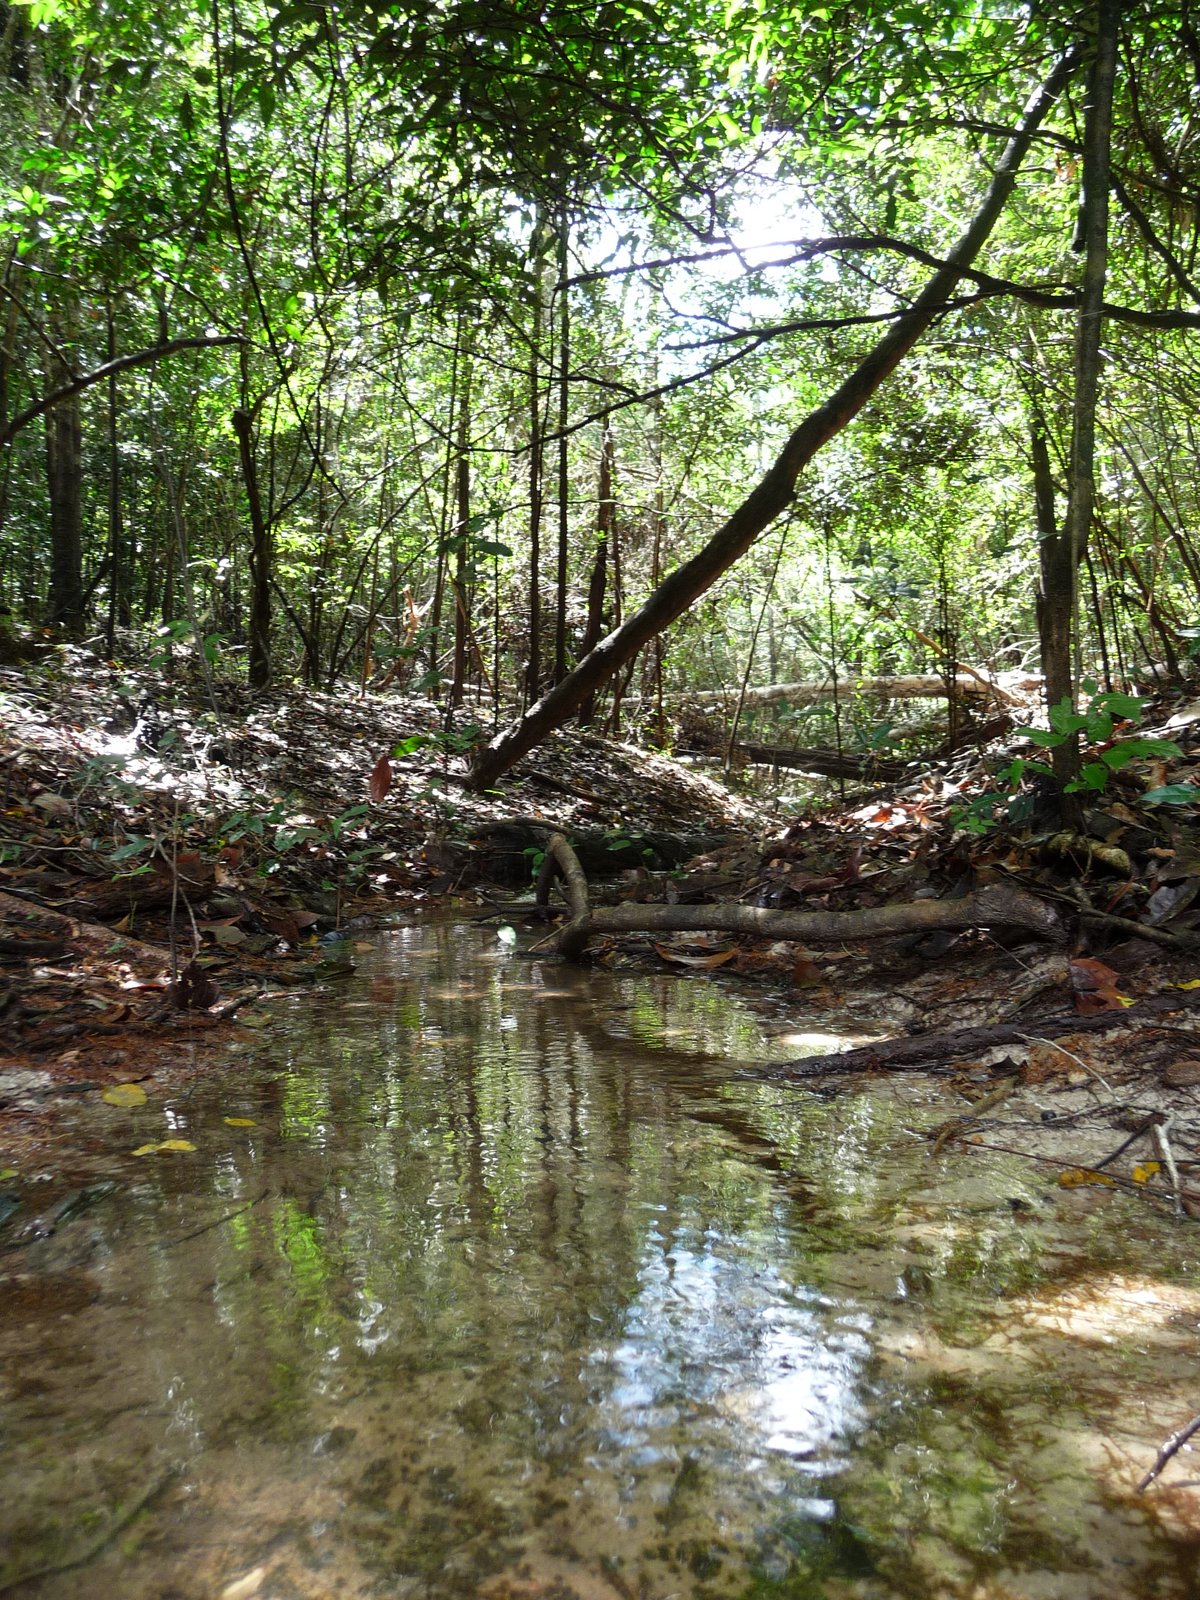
[953, 683, 1186, 832]
[1015, 684, 1181, 796]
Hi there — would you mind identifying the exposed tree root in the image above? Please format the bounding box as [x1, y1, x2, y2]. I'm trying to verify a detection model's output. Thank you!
[535, 832, 1063, 962]
[757, 985, 1200, 1079]
[0, 888, 172, 977]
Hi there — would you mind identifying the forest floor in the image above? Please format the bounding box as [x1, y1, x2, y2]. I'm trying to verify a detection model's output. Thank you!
[5, 643, 1200, 1228]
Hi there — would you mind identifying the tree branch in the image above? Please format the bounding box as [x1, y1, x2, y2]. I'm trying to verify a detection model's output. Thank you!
[1, 334, 244, 445]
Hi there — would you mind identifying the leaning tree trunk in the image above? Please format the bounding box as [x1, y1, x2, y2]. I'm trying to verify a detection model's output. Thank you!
[466, 51, 1078, 791]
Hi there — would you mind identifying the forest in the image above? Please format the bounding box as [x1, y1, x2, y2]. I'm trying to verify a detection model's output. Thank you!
[3, 0, 1198, 783]
[7, 4, 1200, 1598]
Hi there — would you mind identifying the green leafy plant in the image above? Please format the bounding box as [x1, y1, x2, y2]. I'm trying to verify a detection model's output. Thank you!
[951, 683, 1190, 833]
[1016, 685, 1182, 796]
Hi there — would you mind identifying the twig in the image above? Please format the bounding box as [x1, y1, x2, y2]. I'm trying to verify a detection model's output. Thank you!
[1018, 1032, 1115, 1096]
[1090, 1115, 1160, 1171]
[155, 1188, 269, 1249]
[1152, 1118, 1184, 1217]
[0, 1470, 176, 1594]
[1138, 1410, 1200, 1492]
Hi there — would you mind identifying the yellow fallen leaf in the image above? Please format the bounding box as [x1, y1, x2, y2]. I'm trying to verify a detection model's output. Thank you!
[1176, 979, 1200, 990]
[156, 1139, 196, 1153]
[131, 1143, 160, 1157]
[1058, 1167, 1117, 1188]
[102, 1083, 147, 1107]
[223, 1117, 256, 1127]
[1132, 1160, 1162, 1184]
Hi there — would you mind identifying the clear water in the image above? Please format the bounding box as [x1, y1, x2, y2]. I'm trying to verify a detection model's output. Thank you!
[2, 923, 1198, 1599]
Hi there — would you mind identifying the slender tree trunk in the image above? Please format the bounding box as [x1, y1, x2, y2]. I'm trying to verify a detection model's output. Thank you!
[104, 302, 126, 656]
[553, 208, 571, 684]
[646, 384, 667, 744]
[577, 426, 615, 726]
[525, 211, 549, 703]
[1038, 0, 1116, 794]
[451, 321, 473, 707]
[233, 406, 272, 690]
[467, 51, 1077, 790]
[428, 337, 460, 682]
[45, 318, 84, 634]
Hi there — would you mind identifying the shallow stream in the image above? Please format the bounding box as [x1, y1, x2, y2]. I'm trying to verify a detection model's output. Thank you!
[2, 923, 1199, 1599]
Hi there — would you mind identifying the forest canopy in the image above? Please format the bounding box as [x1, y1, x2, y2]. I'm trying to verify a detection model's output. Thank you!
[1, 0, 1198, 788]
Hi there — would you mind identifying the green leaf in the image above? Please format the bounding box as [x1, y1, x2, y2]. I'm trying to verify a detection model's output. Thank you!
[1048, 700, 1088, 736]
[1064, 762, 1110, 793]
[1101, 737, 1181, 768]
[1142, 784, 1198, 806]
[1094, 691, 1146, 721]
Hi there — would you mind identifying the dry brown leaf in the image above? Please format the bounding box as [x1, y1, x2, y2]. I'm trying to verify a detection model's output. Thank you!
[369, 753, 393, 803]
[653, 942, 738, 969]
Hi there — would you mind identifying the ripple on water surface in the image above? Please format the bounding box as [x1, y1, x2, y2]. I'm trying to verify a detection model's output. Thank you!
[1, 922, 1198, 1599]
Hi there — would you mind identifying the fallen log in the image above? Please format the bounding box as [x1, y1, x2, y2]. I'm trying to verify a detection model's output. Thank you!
[757, 985, 1200, 1079]
[0, 887, 172, 978]
[676, 672, 1040, 710]
[731, 743, 908, 780]
[534, 835, 1063, 960]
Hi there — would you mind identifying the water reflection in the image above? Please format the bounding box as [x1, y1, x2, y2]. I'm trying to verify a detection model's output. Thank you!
[1, 923, 1198, 1599]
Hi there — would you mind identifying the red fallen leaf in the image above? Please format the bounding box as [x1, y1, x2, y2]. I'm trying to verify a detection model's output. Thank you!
[1069, 957, 1121, 992]
[369, 753, 393, 803]
[258, 907, 301, 945]
[167, 959, 220, 1011]
[1069, 957, 1129, 1012]
[793, 953, 823, 988]
[1075, 989, 1128, 1014]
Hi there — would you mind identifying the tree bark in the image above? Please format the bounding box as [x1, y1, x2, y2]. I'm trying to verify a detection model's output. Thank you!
[553, 207, 571, 685]
[233, 406, 272, 690]
[1038, 1, 1117, 794]
[450, 320, 473, 707]
[577, 425, 614, 725]
[525, 211, 549, 703]
[45, 322, 84, 634]
[557, 882, 1062, 961]
[467, 51, 1078, 791]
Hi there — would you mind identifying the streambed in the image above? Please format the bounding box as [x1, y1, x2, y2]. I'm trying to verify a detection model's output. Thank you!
[2, 922, 1199, 1599]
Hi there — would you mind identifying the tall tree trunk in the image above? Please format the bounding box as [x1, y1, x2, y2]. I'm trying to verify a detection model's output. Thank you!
[553, 208, 571, 685]
[1037, 0, 1117, 793]
[450, 320, 473, 707]
[233, 406, 272, 690]
[45, 326, 83, 634]
[104, 302, 126, 656]
[467, 51, 1077, 791]
[525, 211, 549, 703]
[646, 384, 667, 745]
[577, 426, 615, 726]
